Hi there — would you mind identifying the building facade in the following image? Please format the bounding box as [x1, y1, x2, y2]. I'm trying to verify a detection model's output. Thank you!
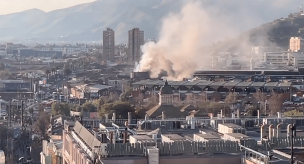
[103, 28, 115, 62]
[290, 37, 304, 52]
[128, 28, 144, 63]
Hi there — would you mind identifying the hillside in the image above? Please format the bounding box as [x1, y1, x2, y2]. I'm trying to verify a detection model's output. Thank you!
[0, 0, 303, 43]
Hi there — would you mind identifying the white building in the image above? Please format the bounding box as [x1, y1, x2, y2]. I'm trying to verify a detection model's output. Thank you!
[62, 45, 89, 55]
[107, 79, 130, 92]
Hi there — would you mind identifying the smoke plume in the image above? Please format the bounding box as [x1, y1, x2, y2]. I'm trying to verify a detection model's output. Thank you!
[136, 0, 238, 80]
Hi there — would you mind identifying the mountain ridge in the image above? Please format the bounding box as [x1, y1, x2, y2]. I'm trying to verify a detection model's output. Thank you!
[0, 0, 303, 43]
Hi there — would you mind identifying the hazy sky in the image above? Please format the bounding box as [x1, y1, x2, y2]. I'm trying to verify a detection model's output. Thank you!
[0, 0, 96, 15]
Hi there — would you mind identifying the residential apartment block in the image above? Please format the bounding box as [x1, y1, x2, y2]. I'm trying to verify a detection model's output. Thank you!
[128, 28, 144, 63]
[103, 28, 115, 62]
[290, 37, 304, 52]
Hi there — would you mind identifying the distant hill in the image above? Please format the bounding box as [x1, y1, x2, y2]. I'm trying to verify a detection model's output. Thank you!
[0, 0, 303, 43]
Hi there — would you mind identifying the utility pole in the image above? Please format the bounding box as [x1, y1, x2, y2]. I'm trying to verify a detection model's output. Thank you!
[9, 100, 11, 127]
[21, 100, 24, 131]
[290, 123, 296, 164]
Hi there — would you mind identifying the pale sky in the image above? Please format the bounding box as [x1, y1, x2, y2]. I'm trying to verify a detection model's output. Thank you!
[0, 0, 97, 15]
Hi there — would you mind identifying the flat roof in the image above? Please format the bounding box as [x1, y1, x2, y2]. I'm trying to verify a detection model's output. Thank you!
[220, 123, 242, 128]
[131, 135, 153, 140]
[194, 133, 221, 139]
[225, 133, 249, 139]
[162, 134, 184, 140]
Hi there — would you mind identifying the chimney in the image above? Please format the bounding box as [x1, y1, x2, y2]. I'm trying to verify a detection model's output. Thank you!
[105, 113, 109, 122]
[277, 112, 282, 118]
[162, 111, 166, 120]
[112, 113, 116, 122]
[260, 124, 267, 140]
[112, 131, 116, 144]
[269, 124, 274, 140]
[128, 112, 132, 124]
[220, 110, 223, 118]
[257, 110, 260, 118]
[94, 131, 98, 138]
[109, 132, 113, 143]
[101, 133, 107, 143]
[236, 110, 240, 118]
[145, 114, 149, 120]
[190, 117, 195, 130]
[277, 124, 282, 138]
[287, 124, 292, 138]
[123, 128, 128, 143]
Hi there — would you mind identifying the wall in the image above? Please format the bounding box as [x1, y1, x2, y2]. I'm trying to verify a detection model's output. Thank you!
[102, 155, 241, 164]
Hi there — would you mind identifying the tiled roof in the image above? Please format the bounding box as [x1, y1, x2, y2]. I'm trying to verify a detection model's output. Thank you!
[146, 104, 186, 118]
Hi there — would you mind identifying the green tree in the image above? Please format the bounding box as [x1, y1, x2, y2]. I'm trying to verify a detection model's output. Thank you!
[33, 112, 50, 139]
[51, 102, 71, 116]
[82, 102, 97, 112]
[284, 109, 304, 117]
[98, 101, 135, 118]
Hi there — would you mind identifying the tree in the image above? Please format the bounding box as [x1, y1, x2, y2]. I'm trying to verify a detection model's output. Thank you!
[33, 112, 50, 139]
[253, 90, 266, 103]
[225, 92, 237, 104]
[51, 102, 71, 116]
[82, 102, 97, 112]
[211, 91, 221, 102]
[284, 109, 304, 117]
[268, 92, 288, 115]
[119, 88, 132, 101]
[98, 101, 135, 118]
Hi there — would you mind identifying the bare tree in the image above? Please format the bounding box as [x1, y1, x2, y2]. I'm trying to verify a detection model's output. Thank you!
[253, 90, 266, 103]
[268, 92, 289, 115]
[185, 94, 195, 105]
[212, 91, 221, 102]
[225, 92, 237, 104]
[33, 112, 50, 139]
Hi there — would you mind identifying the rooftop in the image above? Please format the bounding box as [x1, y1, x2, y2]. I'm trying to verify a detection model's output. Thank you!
[225, 133, 250, 139]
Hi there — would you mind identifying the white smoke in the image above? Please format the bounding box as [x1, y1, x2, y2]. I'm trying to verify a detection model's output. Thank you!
[136, 1, 238, 80]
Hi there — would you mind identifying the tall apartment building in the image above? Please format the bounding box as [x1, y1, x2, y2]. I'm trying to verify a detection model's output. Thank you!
[290, 37, 304, 52]
[103, 28, 115, 62]
[128, 28, 144, 63]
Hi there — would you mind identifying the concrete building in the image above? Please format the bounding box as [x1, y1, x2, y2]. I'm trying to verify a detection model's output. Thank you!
[218, 123, 246, 134]
[128, 28, 144, 63]
[103, 28, 115, 62]
[290, 37, 304, 52]
[107, 79, 130, 92]
[193, 133, 221, 142]
[222, 133, 250, 142]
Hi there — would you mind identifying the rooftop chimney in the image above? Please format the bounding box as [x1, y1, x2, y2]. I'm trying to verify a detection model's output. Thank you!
[162, 111, 166, 120]
[128, 112, 132, 125]
[269, 124, 274, 140]
[145, 114, 149, 120]
[123, 128, 128, 143]
[112, 113, 116, 122]
[261, 124, 267, 140]
[287, 124, 293, 138]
